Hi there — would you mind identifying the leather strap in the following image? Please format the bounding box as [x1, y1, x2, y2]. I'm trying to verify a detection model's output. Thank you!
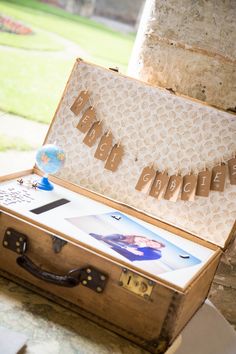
[17, 255, 81, 287]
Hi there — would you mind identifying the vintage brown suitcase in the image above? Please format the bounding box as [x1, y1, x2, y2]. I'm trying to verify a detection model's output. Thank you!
[0, 59, 235, 354]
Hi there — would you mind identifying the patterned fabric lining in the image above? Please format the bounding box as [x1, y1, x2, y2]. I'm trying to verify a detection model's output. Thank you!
[47, 60, 236, 248]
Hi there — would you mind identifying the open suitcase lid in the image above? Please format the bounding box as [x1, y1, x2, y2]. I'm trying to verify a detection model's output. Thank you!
[44, 59, 236, 250]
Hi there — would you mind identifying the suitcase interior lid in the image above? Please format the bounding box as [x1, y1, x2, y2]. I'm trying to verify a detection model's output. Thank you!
[44, 59, 236, 250]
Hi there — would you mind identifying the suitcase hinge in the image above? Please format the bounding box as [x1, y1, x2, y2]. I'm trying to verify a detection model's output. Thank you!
[109, 66, 119, 72]
[51, 235, 67, 253]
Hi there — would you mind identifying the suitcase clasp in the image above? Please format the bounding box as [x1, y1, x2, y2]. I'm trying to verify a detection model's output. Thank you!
[119, 268, 154, 299]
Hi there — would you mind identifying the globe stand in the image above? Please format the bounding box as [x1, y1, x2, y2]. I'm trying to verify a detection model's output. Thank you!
[36, 174, 54, 191]
[35, 144, 65, 191]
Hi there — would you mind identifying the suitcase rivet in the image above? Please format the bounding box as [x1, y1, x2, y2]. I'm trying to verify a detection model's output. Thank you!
[3, 241, 8, 246]
[148, 280, 154, 286]
[16, 241, 20, 247]
[122, 268, 127, 273]
[16, 248, 21, 253]
[82, 280, 88, 285]
[118, 281, 123, 286]
[87, 276, 92, 281]
[96, 286, 102, 292]
[6, 231, 11, 236]
[100, 275, 106, 281]
[86, 268, 92, 274]
[19, 237, 24, 242]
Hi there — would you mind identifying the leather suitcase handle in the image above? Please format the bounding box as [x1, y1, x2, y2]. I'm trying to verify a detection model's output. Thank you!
[17, 255, 81, 287]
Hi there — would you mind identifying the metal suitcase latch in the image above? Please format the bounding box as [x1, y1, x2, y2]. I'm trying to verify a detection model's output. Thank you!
[119, 268, 154, 299]
[109, 66, 119, 72]
[3, 228, 27, 254]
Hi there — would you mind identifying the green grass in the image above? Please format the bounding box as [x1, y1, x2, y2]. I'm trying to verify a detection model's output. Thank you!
[0, 27, 64, 51]
[0, 0, 135, 123]
[0, 50, 73, 123]
[0, 134, 33, 151]
[0, 0, 135, 68]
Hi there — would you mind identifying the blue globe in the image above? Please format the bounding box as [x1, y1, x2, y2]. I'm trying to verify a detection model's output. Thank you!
[35, 144, 65, 175]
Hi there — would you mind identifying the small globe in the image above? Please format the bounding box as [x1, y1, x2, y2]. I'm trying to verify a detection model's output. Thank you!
[36, 144, 65, 175]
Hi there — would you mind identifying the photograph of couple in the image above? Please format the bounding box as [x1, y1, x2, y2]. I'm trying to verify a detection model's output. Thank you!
[66, 211, 201, 274]
[90, 233, 165, 262]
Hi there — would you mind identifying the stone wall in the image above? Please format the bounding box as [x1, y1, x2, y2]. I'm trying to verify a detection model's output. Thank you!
[41, 0, 144, 24]
[128, 0, 236, 111]
[41, 0, 96, 17]
[94, 0, 144, 25]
